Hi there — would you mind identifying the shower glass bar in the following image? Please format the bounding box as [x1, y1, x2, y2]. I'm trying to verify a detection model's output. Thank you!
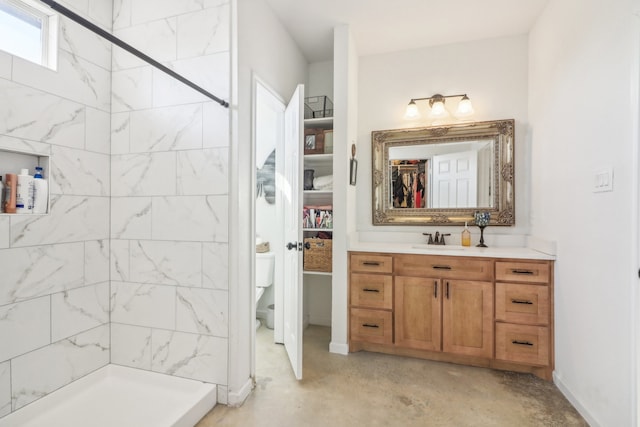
[38, 0, 229, 108]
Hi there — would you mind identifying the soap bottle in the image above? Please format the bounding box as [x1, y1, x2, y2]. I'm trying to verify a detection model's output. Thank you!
[461, 221, 471, 247]
[0, 176, 4, 213]
[32, 166, 48, 214]
[4, 173, 17, 213]
[16, 168, 34, 214]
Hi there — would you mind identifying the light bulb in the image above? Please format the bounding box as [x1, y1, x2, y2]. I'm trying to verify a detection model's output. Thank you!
[429, 99, 449, 119]
[455, 95, 474, 117]
[404, 101, 420, 120]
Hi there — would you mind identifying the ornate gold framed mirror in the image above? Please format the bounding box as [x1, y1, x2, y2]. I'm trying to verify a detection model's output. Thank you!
[371, 119, 515, 226]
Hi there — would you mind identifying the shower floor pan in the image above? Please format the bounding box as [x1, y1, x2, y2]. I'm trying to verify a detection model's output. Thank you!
[0, 364, 217, 427]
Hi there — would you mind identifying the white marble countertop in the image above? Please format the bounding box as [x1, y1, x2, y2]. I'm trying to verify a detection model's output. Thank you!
[348, 241, 556, 261]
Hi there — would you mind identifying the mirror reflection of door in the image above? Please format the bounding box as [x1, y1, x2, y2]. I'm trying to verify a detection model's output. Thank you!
[432, 150, 478, 208]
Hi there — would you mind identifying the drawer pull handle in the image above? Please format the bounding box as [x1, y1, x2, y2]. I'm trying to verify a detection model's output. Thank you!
[362, 323, 379, 328]
[512, 340, 534, 346]
[433, 265, 452, 270]
[511, 269, 534, 275]
[511, 299, 533, 305]
[362, 261, 381, 266]
[434, 281, 438, 298]
[362, 288, 380, 293]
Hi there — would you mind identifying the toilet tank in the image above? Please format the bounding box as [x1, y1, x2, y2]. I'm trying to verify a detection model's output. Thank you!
[255, 251, 275, 288]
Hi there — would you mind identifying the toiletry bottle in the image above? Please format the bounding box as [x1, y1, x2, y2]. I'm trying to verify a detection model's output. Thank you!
[32, 166, 48, 214]
[16, 168, 34, 214]
[0, 176, 4, 213]
[461, 221, 471, 247]
[4, 173, 17, 213]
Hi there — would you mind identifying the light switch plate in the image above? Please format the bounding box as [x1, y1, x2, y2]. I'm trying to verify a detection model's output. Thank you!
[593, 167, 613, 193]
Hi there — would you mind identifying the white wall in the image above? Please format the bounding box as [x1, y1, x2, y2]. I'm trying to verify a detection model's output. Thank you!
[529, 1, 637, 425]
[356, 35, 530, 245]
[308, 60, 334, 100]
[331, 25, 359, 353]
[0, 0, 112, 418]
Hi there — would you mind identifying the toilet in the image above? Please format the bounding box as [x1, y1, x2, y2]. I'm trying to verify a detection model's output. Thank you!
[255, 251, 275, 328]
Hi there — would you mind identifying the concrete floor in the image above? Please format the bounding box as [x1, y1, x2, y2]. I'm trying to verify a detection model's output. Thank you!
[197, 325, 587, 427]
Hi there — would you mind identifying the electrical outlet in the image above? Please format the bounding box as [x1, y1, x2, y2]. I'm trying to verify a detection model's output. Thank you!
[593, 167, 613, 193]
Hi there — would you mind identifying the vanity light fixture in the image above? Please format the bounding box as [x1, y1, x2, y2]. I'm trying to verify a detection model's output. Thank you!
[403, 93, 474, 120]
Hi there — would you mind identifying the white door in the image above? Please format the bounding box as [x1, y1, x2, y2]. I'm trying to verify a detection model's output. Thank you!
[282, 84, 304, 379]
[432, 150, 478, 208]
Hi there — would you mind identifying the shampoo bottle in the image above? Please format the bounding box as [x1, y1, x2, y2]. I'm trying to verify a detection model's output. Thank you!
[461, 221, 471, 247]
[16, 168, 34, 214]
[4, 174, 17, 213]
[32, 166, 48, 214]
[0, 176, 4, 213]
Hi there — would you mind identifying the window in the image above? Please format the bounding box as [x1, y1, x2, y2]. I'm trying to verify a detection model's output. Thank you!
[0, 0, 57, 69]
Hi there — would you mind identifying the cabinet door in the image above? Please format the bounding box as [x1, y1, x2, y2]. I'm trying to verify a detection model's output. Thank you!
[395, 276, 441, 351]
[442, 280, 493, 358]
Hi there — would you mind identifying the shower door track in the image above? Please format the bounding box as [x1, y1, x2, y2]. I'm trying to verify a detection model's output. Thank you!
[38, 0, 230, 108]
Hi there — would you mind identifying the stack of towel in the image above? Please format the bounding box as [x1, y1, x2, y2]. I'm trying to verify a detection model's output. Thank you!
[313, 175, 333, 191]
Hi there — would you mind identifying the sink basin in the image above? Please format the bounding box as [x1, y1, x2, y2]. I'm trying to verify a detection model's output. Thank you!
[411, 245, 466, 251]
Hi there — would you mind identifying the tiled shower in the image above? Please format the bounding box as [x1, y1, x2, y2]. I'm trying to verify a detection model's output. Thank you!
[0, 0, 231, 418]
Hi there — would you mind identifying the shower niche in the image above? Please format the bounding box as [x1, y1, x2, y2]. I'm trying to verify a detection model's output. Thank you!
[0, 147, 51, 215]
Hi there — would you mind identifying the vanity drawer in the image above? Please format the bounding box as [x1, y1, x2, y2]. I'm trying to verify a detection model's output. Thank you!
[350, 308, 393, 345]
[395, 254, 493, 281]
[496, 283, 549, 325]
[496, 261, 550, 284]
[495, 323, 549, 366]
[350, 274, 393, 309]
[350, 253, 393, 274]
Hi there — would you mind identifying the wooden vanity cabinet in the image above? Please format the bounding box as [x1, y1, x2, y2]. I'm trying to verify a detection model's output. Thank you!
[349, 251, 555, 380]
[394, 255, 494, 358]
[349, 254, 394, 345]
[495, 260, 553, 370]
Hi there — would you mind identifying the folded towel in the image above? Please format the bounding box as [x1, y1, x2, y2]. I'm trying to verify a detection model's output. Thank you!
[313, 175, 333, 190]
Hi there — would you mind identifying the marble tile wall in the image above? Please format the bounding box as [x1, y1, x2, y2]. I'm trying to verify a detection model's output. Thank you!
[0, 0, 231, 419]
[110, 0, 231, 397]
[0, 0, 112, 418]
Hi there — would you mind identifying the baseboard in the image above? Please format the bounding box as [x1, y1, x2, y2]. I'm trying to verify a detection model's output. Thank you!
[309, 316, 331, 327]
[226, 377, 253, 407]
[553, 371, 600, 426]
[329, 341, 349, 355]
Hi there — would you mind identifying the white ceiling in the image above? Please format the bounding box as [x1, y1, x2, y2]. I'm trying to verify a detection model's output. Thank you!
[264, 0, 550, 62]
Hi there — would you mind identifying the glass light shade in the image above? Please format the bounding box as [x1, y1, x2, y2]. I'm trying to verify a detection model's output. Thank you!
[404, 101, 420, 119]
[455, 95, 474, 117]
[428, 100, 449, 119]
